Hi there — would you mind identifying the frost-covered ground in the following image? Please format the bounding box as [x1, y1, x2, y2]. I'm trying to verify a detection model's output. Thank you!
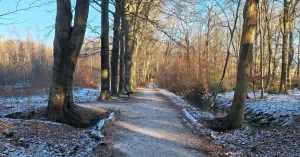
[0, 107, 118, 156]
[0, 87, 123, 156]
[0, 88, 101, 118]
[0, 87, 100, 104]
[159, 88, 300, 156]
[216, 89, 300, 125]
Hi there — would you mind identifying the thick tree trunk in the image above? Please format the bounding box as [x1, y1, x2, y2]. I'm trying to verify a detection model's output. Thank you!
[48, 0, 94, 127]
[279, 0, 288, 93]
[111, 0, 121, 96]
[100, 0, 112, 100]
[227, 0, 257, 129]
[124, 1, 135, 91]
[124, 24, 132, 91]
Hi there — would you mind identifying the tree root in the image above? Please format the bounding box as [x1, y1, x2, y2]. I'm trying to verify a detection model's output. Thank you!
[208, 116, 231, 132]
[48, 104, 105, 128]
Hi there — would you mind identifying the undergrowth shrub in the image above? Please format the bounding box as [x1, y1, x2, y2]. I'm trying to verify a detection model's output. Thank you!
[267, 86, 279, 94]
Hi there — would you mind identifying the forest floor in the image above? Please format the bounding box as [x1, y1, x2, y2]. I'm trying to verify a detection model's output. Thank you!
[0, 86, 299, 156]
[160, 87, 300, 156]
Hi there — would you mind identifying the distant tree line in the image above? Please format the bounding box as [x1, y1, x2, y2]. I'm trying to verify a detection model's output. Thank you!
[0, 33, 101, 91]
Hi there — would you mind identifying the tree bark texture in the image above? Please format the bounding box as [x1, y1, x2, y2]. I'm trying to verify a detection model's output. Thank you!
[111, 0, 122, 95]
[48, 0, 91, 127]
[124, 1, 134, 91]
[259, 1, 264, 98]
[287, 12, 295, 89]
[100, 0, 112, 100]
[279, 0, 288, 93]
[228, 0, 257, 129]
[119, 1, 126, 93]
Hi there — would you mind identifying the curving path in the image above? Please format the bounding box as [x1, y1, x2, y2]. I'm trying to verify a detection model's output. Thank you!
[90, 88, 207, 157]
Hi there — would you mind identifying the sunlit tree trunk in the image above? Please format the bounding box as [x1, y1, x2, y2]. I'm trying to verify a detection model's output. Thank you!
[298, 36, 300, 88]
[111, 0, 121, 96]
[258, 1, 264, 98]
[119, 37, 125, 93]
[265, 0, 272, 89]
[100, 0, 112, 100]
[227, 0, 257, 129]
[287, 12, 295, 89]
[279, 0, 288, 93]
[129, 40, 139, 89]
[48, 0, 92, 127]
[124, 1, 132, 91]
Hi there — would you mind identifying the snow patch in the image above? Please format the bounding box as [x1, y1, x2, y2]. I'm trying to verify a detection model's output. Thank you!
[214, 89, 300, 125]
[159, 89, 214, 129]
[89, 110, 117, 142]
[182, 109, 203, 128]
[0, 87, 100, 104]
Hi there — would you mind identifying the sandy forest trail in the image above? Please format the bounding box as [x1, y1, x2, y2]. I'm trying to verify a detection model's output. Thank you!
[90, 88, 207, 157]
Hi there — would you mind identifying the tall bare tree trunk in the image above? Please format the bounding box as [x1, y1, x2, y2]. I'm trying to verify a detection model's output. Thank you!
[265, 0, 272, 89]
[100, 0, 112, 100]
[287, 13, 295, 89]
[48, 0, 97, 127]
[129, 40, 139, 90]
[119, 1, 126, 93]
[258, 1, 264, 98]
[227, 0, 257, 129]
[272, 30, 280, 85]
[111, 0, 121, 95]
[124, 1, 132, 91]
[298, 36, 300, 88]
[279, 0, 289, 93]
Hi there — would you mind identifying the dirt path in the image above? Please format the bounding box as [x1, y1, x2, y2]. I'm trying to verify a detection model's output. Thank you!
[91, 88, 207, 157]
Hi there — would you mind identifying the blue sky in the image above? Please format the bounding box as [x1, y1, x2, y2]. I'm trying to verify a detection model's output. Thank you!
[0, 0, 102, 46]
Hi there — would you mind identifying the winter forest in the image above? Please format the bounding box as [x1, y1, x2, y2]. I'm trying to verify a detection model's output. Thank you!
[0, 0, 300, 156]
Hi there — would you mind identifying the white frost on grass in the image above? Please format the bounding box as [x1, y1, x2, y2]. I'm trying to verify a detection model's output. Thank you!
[159, 88, 300, 156]
[89, 110, 117, 142]
[0, 87, 100, 104]
[182, 109, 203, 128]
[158, 89, 188, 109]
[160, 87, 300, 126]
[1, 110, 117, 156]
[214, 89, 300, 125]
[106, 111, 115, 121]
[159, 89, 214, 129]
[73, 88, 100, 103]
[96, 119, 105, 130]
